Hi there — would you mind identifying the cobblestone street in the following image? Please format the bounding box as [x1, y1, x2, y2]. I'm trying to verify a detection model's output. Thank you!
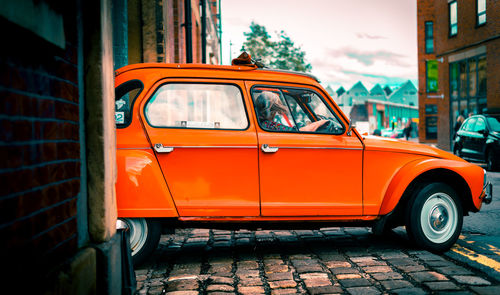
[135, 228, 500, 294]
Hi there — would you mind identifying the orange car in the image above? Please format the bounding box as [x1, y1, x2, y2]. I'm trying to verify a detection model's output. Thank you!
[115, 62, 492, 265]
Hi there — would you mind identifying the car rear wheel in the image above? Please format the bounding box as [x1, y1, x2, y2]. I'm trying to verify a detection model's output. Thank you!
[117, 218, 161, 265]
[406, 183, 463, 252]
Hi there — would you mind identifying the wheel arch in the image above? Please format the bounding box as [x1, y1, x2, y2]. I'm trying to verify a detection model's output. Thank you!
[379, 159, 480, 227]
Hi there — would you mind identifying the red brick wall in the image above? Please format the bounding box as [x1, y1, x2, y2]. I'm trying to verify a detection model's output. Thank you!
[165, 0, 176, 63]
[0, 4, 80, 277]
[434, 0, 500, 54]
[417, 0, 438, 144]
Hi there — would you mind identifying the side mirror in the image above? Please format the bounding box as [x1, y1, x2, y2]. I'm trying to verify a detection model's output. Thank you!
[478, 129, 488, 136]
[347, 120, 356, 136]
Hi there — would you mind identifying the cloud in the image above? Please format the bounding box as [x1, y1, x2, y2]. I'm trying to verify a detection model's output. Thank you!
[311, 47, 417, 90]
[348, 50, 406, 66]
[326, 47, 408, 67]
[356, 33, 387, 40]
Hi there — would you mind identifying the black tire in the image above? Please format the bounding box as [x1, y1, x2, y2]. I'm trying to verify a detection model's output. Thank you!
[453, 144, 462, 158]
[119, 218, 162, 266]
[486, 150, 498, 172]
[405, 183, 463, 252]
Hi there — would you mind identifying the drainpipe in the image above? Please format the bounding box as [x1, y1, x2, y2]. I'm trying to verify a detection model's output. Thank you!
[185, 0, 193, 63]
[201, 0, 207, 63]
[218, 0, 222, 64]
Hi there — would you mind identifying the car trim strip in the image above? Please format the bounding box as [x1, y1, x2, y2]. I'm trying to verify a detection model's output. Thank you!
[161, 146, 258, 149]
[117, 146, 362, 150]
[274, 146, 363, 150]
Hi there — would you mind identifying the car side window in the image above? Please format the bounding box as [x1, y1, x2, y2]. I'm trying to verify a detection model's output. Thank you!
[473, 118, 486, 132]
[252, 87, 299, 132]
[487, 117, 500, 132]
[115, 80, 143, 128]
[144, 83, 248, 130]
[252, 86, 344, 134]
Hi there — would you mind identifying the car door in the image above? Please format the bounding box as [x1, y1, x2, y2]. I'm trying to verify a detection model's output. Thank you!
[460, 118, 477, 158]
[140, 79, 260, 217]
[471, 117, 487, 160]
[247, 82, 363, 216]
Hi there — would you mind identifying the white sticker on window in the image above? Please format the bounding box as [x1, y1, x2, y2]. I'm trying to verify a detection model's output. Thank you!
[116, 99, 126, 110]
[115, 112, 125, 124]
[180, 121, 215, 128]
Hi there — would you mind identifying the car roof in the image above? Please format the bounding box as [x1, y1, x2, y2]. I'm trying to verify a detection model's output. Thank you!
[115, 63, 321, 84]
[467, 114, 499, 120]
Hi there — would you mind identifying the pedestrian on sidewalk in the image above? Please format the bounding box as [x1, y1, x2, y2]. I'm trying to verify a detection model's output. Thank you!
[403, 120, 412, 140]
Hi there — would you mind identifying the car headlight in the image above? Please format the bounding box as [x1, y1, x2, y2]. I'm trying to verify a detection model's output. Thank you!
[483, 169, 487, 187]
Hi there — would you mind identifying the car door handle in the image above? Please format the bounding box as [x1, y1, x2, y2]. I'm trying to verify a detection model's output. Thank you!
[153, 143, 174, 153]
[261, 144, 279, 153]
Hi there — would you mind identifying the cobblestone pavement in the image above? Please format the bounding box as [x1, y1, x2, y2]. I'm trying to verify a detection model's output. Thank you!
[135, 228, 500, 295]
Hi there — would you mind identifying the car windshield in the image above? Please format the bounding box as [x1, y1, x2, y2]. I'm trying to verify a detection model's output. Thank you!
[487, 116, 500, 132]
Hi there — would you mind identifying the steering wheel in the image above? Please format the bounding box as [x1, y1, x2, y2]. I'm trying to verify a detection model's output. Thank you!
[316, 120, 343, 134]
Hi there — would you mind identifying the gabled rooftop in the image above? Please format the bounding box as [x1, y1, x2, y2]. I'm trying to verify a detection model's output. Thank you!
[369, 84, 385, 96]
[389, 80, 418, 105]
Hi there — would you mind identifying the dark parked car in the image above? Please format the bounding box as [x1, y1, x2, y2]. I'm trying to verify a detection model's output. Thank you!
[454, 114, 500, 171]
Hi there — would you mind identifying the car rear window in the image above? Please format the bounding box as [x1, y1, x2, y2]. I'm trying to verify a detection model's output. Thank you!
[144, 83, 248, 130]
[115, 79, 143, 128]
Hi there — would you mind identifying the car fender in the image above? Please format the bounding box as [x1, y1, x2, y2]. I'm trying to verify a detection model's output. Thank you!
[116, 148, 179, 217]
[378, 158, 484, 215]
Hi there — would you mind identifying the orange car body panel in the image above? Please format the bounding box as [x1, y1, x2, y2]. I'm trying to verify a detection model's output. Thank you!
[116, 149, 178, 217]
[244, 81, 364, 216]
[114, 63, 486, 221]
[138, 78, 260, 217]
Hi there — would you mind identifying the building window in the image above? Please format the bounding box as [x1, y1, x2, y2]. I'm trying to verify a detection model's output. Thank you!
[425, 21, 434, 53]
[449, 1, 458, 37]
[426, 116, 438, 140]
[449, 55, 487, 142]
[477, 0, 486, 26]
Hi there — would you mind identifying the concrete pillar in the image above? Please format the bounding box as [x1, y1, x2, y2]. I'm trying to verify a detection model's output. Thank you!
[82, 0, 117, 244]
[82, 0, 121, 293]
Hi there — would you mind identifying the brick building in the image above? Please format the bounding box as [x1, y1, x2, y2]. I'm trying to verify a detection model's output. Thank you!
[0, 0, 122, 294]
[113, 0, 221, 69]
[417, 0, 500, 150]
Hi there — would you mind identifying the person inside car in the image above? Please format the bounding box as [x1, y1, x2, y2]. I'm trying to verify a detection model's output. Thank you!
[255, 91, 327, 132]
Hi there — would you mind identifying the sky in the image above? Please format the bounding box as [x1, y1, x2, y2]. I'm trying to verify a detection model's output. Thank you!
[221, 0, 418, 92]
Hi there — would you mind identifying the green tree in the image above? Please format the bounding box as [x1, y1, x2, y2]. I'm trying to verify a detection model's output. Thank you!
[242, 22, 312, 72]
[242, 22, 275, 66]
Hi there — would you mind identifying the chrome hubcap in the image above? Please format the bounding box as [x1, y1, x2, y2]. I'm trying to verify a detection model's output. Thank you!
[430, 205, 448, 231]
[421, 193, 457, 244]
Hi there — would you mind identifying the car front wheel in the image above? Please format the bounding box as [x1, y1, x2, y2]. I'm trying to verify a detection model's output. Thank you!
[453, 145, 462, 157]
[406, 183, 463, 252]
[117, 218, 161, 265]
